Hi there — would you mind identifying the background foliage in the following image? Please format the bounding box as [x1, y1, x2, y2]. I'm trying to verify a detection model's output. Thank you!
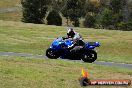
[21, 0, 132, 30]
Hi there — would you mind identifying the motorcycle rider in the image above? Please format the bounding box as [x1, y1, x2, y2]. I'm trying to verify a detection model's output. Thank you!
[66, 28, 85, 55]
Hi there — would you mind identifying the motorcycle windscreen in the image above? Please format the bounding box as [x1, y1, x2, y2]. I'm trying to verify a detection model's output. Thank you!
[52, 37, 63, 46]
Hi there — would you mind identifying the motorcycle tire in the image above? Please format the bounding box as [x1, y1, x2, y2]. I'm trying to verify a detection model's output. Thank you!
[81, 50, 97, 63]
[46, 48, 59, 59]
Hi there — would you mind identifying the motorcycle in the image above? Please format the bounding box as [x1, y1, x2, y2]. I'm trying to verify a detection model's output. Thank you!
[46, 37, 100, 63]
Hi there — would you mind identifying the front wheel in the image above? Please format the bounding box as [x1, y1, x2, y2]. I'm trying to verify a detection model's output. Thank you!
[81, 50, 97, 63]
[46, 48, 59, 59]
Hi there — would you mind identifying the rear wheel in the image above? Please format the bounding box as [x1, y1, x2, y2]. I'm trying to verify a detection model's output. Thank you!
[81, 50, 97, 63]
[46, 48, 59, 59]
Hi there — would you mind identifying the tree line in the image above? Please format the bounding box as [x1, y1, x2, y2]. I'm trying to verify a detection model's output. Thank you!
[21, 0, 132, 31]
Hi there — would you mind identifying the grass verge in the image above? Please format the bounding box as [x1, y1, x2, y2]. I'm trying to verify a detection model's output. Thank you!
[0, 0, 20, 8]
[0, 56, 132, 88]
[0, 11, 22, 21]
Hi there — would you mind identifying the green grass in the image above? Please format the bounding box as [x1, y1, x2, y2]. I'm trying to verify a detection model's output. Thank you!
[0, 0, 21, 21]
[0, 0, 20, 8]
[0, 11, 22, 21]
[0, 56, 132, 88]
[0, 20, 132, 63]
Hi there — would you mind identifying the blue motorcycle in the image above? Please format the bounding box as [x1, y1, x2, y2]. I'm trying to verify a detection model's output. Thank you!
[46, 37, 100, 63]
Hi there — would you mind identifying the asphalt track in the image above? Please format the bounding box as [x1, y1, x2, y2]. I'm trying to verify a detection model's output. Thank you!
[0, 52, 132, 69]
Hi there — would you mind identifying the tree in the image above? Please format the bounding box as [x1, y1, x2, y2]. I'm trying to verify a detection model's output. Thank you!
[127, 20, 132, 31]
[61, 0, 86, 27]
[128, 0, 132, 19]
[21, 0, 51, 24]
[85, 0, 100, 14]
[97, 8, 113, 28]
[83, 13, 96, 28]
[50, 0, 66, 12]
[109, 0, 122, 13]
[46, 10, 62, 26]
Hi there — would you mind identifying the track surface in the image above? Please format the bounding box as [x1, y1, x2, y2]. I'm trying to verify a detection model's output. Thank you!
[0, 52, 132, 69]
